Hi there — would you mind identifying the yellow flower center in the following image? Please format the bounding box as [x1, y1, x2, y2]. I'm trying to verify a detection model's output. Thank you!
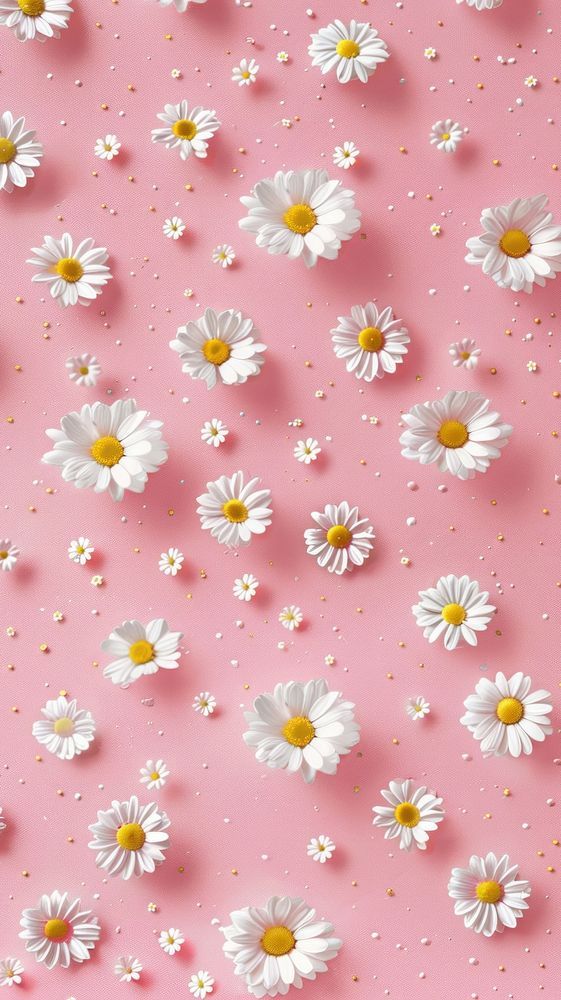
[44, 918, 69, 941]
[53, 716, 75, 736]
[499, 228, 531, 259]
[282, 715, 315, 747]
[242, 71, 251, 79]
[172, 118, 198, 140]
[55, 257, 84, 283]
[222, 498, 249, 523]
[79, 366, 89, 375]
[0, 550, 8, 560]
[261, 925, 296, 956]
[18, 0, 44, 14]
[336, 38, 360, 59]
[394, 802, 421, 827]
[116, 822, 146, 851]
[326, 524, 352, 549]
[203, 338, 231, 366]
[496, 697, 524, 725]
[437, 419, 469, 449]
[441, 603, 466, 626]
[0, 137, 16, 164]
[90, 435, 124, 467]
[460, 351, 471, 360]
[358, 326, 385, 353]
[476, 880, 503, 904]
[441, 132, 451, 140]
[150, 771, 160, 781]
[283, 203, 317, 235]
[128, 639, 155, 665]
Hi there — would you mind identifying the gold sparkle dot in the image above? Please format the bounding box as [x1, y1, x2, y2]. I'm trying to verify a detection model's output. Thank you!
[353, 785, 360, 793]
[21, 870, 29, 877]
[499, 965, 505, 972]
[6, 416, 14, 424]
[553, 839, 559, 846]
[503, 787, 511, 796]
[101, 103, 109, 110]
[497, 533, 504, 541]
[386, 888, 394, 896]
[490, 367, 497, 374]
[476, 82, 484, 89]
[392, 738, 399, 745]
[399, 146, 407, 153]
[168, 508, 175, 516]
[127, 84, 135, 91]
[39, 644, 48, 653]
[67, 836, 74, 843]
[178, 865, 185, 872]
[15, 296, 23, 303]
[185, 183, 193, 191]
[547, 866, 555, 872]
[35, 755, 42, 762]
[231, 868, 238, 875]
[386, 672, 393, 679]
[492, 160, 501, 167]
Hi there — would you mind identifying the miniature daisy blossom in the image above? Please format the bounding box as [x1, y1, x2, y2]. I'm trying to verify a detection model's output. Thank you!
[115, 956, 142, 983]
[201, 418, 228, 447]
[430, 119, 463, 152]
[140, 759, 170, 790]
[331, 301, 410, 381]
[68, 537, 94, 564]
[159, 928, 184, 955]
[28, 233, 111, 307]
[448, 853, 530, 937]
[412, 574, 495, 650]
[163, 216, 186, 240]
[232, 58, 259, 86]
[193, 692, 216, 716]
[0, 957, 24, 987]
[0, 111, 43, 192]
[197, 471, 272, 547]
[94, 134, 120, 160]
[373, 779, 444, 851]
[170, 307, 266, 389]
[294, 438, 321, 464]
[233, 573, 259, 601]
[0, 0, 73, 42]
[449, 338, 480, 370]
[19, 891, 99, 968]
[159, 547, 184, 576]
[212, 244, 236, 268]
[0, 540, 19, 572]
[189, 971, 214, 997]
[152, 100, 220, 160]
[88, 796, 171, 879]
[333, 141, 359, 169]
[32, 696, 96, 760]
[406, 696, 430, 721]
[460, 672, 553, 758]
[279, 606, 303, 631]
[304, 502, 375, 575]
[101, 618, 182, 688]
[308, 20, 389, 84]
[65, 353, 101, 387]
[307, 834, 336, 863]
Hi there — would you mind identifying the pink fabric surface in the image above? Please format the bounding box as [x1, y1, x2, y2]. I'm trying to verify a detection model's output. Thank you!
[1, 0, 560, 996]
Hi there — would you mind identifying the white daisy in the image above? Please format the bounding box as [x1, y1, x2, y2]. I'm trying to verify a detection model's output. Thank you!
[193, 692, 216, 716]
[94, 134, 120, 160]
[333, 140, 359, 169]
[244, 678, 360, 783]
[373, 779, 444, 851]
[101, 618, 182, 688]
[159, 547, 184, 576]
[279, 606, 303, 631]
[0, 807, 5, 832]
[170, 307, 266, 390]
[42, 398, 169, 501]
[413, 574, 495, 651]
[0, 957, 23, 987]
[0, 0, 73, 42]
[399, 390, 512, 480]
[197, 471, 272, 548]
[151, 100, 220, 161]
[232, 58, 259, 86]
[201, 418, 228, 447]
[140, 759, 170, 790]
[239, 168, 361, 267]
[19, 891, 99, 969]
[222, 895, 342, 997]
[159, 928, 184, 955]
[430, 119, 463, 153]
[294, 438, 321, 464]
[211, 243, 236, 268]
[163, 216, 186, 240]
[65, 352, 101, 387]
[307, 834, 335, 863]
[233, 573, 259, 601]
[308, 20, 389, 84]
[0, 112, 42, 193]
[449, 338, 480, 370]
[424, 46, 437, 60]
[304, 501, 375, 575]
[465, 194, 561, 293]
[276, 51, 288, 63]
[88, 795, 171, 880]
[331, 302, 410, 381]
[115, 956, 142, 983]
[32, 696, 95, 760]
[28, 233, 111, 307]
[448, 853, 530, 937]
[460, 671, 553, 758]
[0, 540, 19, 572]
[67, 537, 94, 565]
[406, 696, 430, 721]
[189, 971, 214, 998]
[456, 0, 503, 9]
[151, 0, 207, 9]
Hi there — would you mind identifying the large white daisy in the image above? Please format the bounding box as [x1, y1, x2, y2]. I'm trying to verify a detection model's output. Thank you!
[42, 398, 168, 501]
[19, 891, 99, 969]
[448, 853, 530, 937]
[412, 574, 496, 651]
[465, 194, 561, 293]
[239, 168, 361, 267]
[222, 895, 342, 997]
[399, 390, 512, 480]
[197, 471, 272, 547]
[243, 679, 360, 784]
[32, 696, 95, 760]
[372, 779, 444, 852]
[304, 501, 375, 575]
[101, 618, 183, 688]
[0, 0, 72, 41]
[0, 111, 42, 193]
[28, 233, 111, 307]
[151, 100, 220, 160]
[170, 307, 266, 389]
[88, 795, 170, 879]
[457, 0, 503, 9]
[460, 671, 553, 758]
[331, 302, 409, 381]
[308, 19, 389, 84]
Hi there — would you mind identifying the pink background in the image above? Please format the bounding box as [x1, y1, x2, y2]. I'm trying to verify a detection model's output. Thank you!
[1, 0, 561, 996]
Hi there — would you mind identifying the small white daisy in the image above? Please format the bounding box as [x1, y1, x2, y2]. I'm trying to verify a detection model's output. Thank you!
[449, 338, 480, 370]
[140, 759, 170, 790]
[333, 141, 359, 169]
[197, 471, 272, 548]
[159, 928, 184, 955]
[152, 100, 220, 161]
[461, 671, 553, 758]
[28, 233, 111, 308]
[294, 438, 321, 464]
[159, 547, 184, 576]
[94, 134, 120, 160]
[308, 19, 389, 84]
[525, 75, 538, 87]
[430, 119, 463, 153]
[170, 307, 266, 389]
[201, 418, 228, 447]
[305, 501, 375, 575]
[192, 692, 216, 716]
[19, 891, 99, 968]
[430, 223, 441, 236]
[32, 696, 96, 760]
[114, 956, 142, 982]
[65, 353, 101, 387]
[233, 573, 259, 601]
[307, 834, 336, 863]
[101, 618, 183, 688]
[406, 696, 430, 721]
[0, 540, 19, 572]
[189, 970, 214, 998]
[279, 605, 303, 631]
[88, 795, 170, 880]
[424, 46, 437, 60]
[232, 58, 259, 86]
[0, 111, 42, 192]
[276, 50, 289, 63]
[448, 852, 530, 937]
[211, 243, 236, 268]
[0, 0, 73, 42]
[331, 301, 410, 381]
[412, 574, 496, 650]
[163, 216, 186, 240]
[373, 778, 444, 851]
[0, 957, 24, 987]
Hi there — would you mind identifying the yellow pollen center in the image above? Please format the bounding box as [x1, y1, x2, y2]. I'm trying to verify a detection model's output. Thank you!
[203, 337, 231, 366]
[336, 38, 360, 59]
[437, 419, 469, 449]
[79, 366, 89, 375]
[441, 132, 451, 140]
[394, 802, 421, 827]
[53, 716, 75, 736]
[499, 228, 531, 258]
[476, 880, 503, 904]
[261, 926, 296, 957]
[326, 524, 352, 549]
[43, 918, 69, 941]
[222, 498, 249, 523]
[283, 203, 317, 235]
[358, 326, 385, 353]
[460, 351, 471, 360]
[128, 639, 155, 665]
[172, 118, 197, 140]
[441, 603, 466, 626]
[0, 137, 17, 164]
[150, 771, 160, 781]
[90, 435, 124, 467]
[0, 550, 8, 560]
[55, 257, 84, 283]
[116, 822, 146, 851]
[18, 0, 44, 13]
[496, 697, 524, 725]
[282, 715, 315, 747]
[242, 71, 250, 79]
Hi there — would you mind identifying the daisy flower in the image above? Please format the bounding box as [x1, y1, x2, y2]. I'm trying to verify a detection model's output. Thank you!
[279, 606, 303, 631]
[0, 807, 6, 832]
[294, 438, 321, 464]
[304, 501, 375, 575]
[32, 695, 95, 760]
[68, 537, 94, 564]
[159, 928, 184, 955]
[460, 671, 553, 758]
[140, 759, 170, 790]
[170, 307, 266, 389]
[373, 779, 444, 851]
[0, 0, 73, 42]
[193, 692, 216, 716]
[232, 58, 259, 86]
[276, 51, 288, 63]
[308, 20, 389, 84]
[456, 0, 503, 8]
[430, 119, 463, 153]
[413, 574, 495, 650]
[201, 418, 228, 447]
[448, 852, 530, 937]
[0, 957, 23, 987]
[151, 0, 207, 9]
[88, 795, 170, 880]
[19, 891, 99, 969]
[525, 75, 538, 88]
[159, 547, 184, 576]
[307, 834, 335, 863]
[101, 618, 182, 688]
[28, 233, 111, 308]
[399, 390, 512, 480]
[211, 244, 236, 268]
[151, 100, 220, 161]
[465, 194, 561, 293]
[163, 216, 186, 240]
[0, 112, 42, 193]
[115, 956, 142, 983]
[333, 140, 359, 169]
[239, 168, 361, 267]
[331, 301, 410, 381]
[94, 134, 120, 160]
[424, 46, 437, 60]
[406, 696, 430, 721]
[0, 540, 19, 572]
[244, 678, 360, 783]
[189, 971, 214, 998]
[233, 573, 259, 601]
[449, 338, 480, 370]
[197, 471, 272, 547]
[65, 352, 101, 387]
[222, 895, 342, 996]
[42, 398, 169, 501]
